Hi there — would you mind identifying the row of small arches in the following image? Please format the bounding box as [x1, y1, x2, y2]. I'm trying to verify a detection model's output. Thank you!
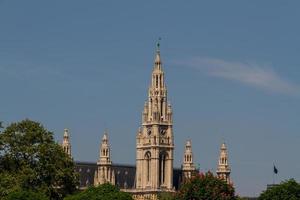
[184, 154, 192, 162]
[220, 157, 228, 164]
[102, 149, 109, 156]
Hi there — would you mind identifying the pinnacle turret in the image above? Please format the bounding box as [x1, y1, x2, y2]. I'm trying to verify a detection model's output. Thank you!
[62, 128, 71, 157]
[98, 130, 111, 165]
[216, 142, 231, 184]
[95, 130, 115, 186]
[182, 140, 196, 180]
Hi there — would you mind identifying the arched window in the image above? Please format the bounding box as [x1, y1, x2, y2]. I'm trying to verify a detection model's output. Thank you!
[145, 152, 151, 182]
[159, 151, 168, 185]
[160, 75, 162, 87]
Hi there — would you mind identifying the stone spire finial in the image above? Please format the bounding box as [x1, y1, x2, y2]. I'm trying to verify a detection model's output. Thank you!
[62, 128, 71, 157]
[102, 130, 108, 142]
[64, 128, 69, 137]
[182, 140, 196, 180]
[95, 130, 115, 186]
[216, 142, 231, 184]
[98, 130, 111, 164]
[154, 38, 162, 71]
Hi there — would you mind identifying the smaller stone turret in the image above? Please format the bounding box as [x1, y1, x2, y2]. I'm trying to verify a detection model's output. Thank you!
[62, 128, 71, 157]
[182, 140, 196, 181]
[216, 142, 231, 184]
[94, 130, 115, 186]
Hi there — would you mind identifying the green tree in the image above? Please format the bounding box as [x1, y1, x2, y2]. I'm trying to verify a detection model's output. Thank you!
[258, 179, 300, 200]
[158, 192, 175, 200]
[64, 183, 133, 200]
[175, 171, 238, 200]
[4, 190, 48, 200]
[0, 119, 78, 199]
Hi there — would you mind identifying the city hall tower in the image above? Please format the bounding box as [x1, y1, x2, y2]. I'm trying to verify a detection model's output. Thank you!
[135, 43, 174, 192]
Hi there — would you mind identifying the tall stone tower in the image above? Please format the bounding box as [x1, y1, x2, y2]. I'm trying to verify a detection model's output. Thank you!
[182, 140, 196, 181]
[94, 131, 115, 185]
[216, 142, 231, 184]
[135, 43, 174, 192]
[62, 128, 71, 157]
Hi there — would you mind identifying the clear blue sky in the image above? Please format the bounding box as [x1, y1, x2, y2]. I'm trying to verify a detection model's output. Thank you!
[1, 0, 300, 197]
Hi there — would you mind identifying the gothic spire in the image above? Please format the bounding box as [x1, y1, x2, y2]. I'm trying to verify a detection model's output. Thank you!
[98, 130, 111, 164]
[62, 128, 71, 157]
[154, 39, 163, 72]
[182, 140, 196, 180]
[216, 142, 231, 184]
[136, 44, 174, 191]
[95, 130, 114, 186]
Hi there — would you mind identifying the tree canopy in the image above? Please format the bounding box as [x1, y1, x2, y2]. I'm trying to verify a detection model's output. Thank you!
[258, 179, 300, 200]
[64, 183, 133, 200]
[0, 119, 78, 199]
[175, 171, 238, 200]
[4, 190, 49, 200]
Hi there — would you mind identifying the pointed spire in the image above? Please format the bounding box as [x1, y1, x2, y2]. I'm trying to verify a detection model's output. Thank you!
[62, 128, 71, 157]
[96, 130, 114, 186]
[186, 140, 191, 148]
[154, 38, 162, 71]
[64, 128, 69, 137]
[155, 49, 161, 64]
[98, 130, 111, 165]
[183, 140, 194, 165]
[221, 142, 226, 150]
[102, 130, 108, 141]
[216, 142, 231, 184]
[182, 140, 196, 180]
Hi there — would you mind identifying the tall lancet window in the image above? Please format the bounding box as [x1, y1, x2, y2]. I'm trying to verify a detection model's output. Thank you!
[159, 75, 162, 87]
[145, 152, 151, 183]
[159, 152, 167, 185]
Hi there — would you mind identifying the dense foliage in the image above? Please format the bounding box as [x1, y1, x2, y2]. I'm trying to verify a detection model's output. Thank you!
[4, 190, 48, 200]
[158, 192, 176, 200]
[0, 119, 78, 200]
[175, 171, 238, 200]
[258, 179, 300, 200]
[64, 183, 133, 200]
